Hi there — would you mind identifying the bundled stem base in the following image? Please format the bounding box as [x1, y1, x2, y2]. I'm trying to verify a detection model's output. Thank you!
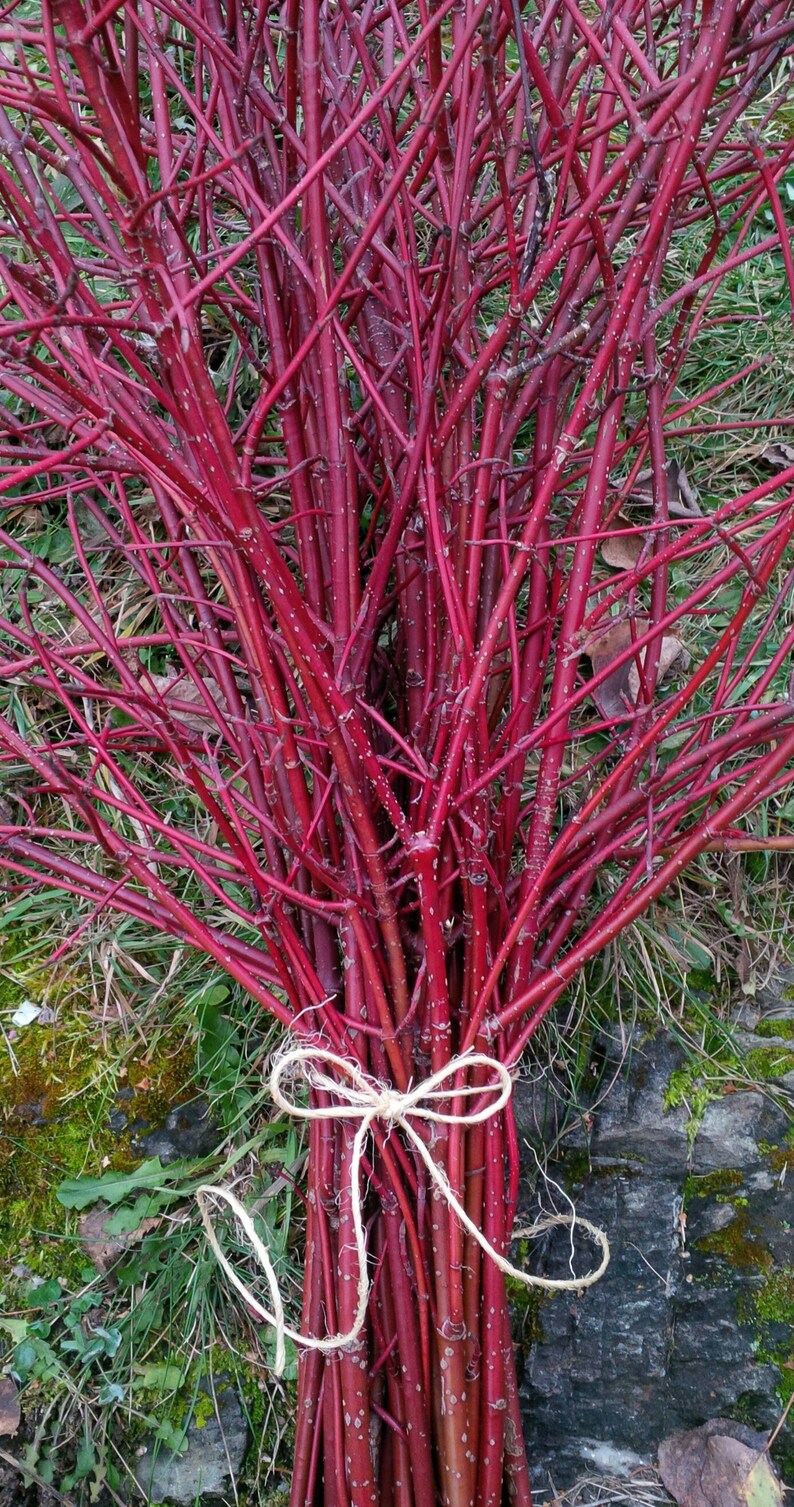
[199, 1048, 609, 1503]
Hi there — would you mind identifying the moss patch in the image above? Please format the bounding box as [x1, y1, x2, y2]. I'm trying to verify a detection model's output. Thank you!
[684, 1167, 744, 1202]
[754, 1268, 794, 1329]
[0, 945, 195, 1281]
[695, 1207, 774, 1273]
[665, 1059, 741, 1141]
[759, 1134, 794, 1175]
[126, 1043, 196, 1126]
[739, 1268, 794, 1413]
[507, 1277, 547, 1340]
[507, 1243, 548, 1355]
[754, 1018, 794, 1041]
[743, 1046, 794, 1081]
[0, 1012, 120, 1280]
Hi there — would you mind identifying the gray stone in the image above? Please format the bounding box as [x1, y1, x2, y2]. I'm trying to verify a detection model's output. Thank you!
[589, 1034, 690, 1169]
[696, 1201, 737, 1235]
[518, 1024, 794, 1497]
[756, 966, 794, 1016]
[515, 1030, 692, 1168]
[691, 1091, 789, 1170]
[136, 1098, 221, 1165]
[512, 1067, 576, 1145]
[134, 1380, 248, 1504]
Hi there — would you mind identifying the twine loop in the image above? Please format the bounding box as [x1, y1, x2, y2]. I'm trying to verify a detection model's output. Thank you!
[197, 1046, 610, 1376]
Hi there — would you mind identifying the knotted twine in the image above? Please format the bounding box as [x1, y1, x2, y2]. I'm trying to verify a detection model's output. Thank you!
[197, 1047, 610, 1376]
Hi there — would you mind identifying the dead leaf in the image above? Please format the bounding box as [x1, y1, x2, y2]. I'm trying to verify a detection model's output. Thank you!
[149, 670, 225, 735]
[601, 513, 644, 570]
[761, 442, 794, 472]
[79, 1204, 162, 1275]
[0, 1376, 20, 1437]
[627, 634, 690, 703]
[658, 1419, 783, 1507]
[626, 458, 702, 519]
[8, 503, 43, 529]
[145, 667, 249, 735]
[585, 621, 638, 720]
[583, 621, 689, 721]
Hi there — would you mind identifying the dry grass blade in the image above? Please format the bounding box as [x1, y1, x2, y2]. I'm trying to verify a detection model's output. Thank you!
[539, 1473, 674, 1506]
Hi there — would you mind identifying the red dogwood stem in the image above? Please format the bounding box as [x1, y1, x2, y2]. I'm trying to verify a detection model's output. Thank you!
[1, 1, 793, 1503]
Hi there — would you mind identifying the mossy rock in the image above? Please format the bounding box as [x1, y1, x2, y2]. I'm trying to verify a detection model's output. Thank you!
[695, 1208, 775, 1273]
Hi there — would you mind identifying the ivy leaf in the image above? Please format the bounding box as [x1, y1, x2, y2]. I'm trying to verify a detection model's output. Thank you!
[141, 1414, 189, 1454]
[0, 1318, 30, 1345]
[62, 1439, 96, 1490]
[25, 1279, 63, 1308]
[13, 1334, 60, 1385]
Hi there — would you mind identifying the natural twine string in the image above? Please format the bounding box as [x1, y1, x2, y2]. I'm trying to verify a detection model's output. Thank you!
[197, 1047, 610, 1376]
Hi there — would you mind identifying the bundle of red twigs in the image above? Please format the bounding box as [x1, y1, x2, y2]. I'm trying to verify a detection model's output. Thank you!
[1, 0, 794, 1502]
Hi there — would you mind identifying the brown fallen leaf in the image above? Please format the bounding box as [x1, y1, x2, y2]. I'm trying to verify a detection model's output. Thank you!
[148, 669, 227, 735]
[658, 1419, 783, 1507]
[79, 1204, 162, 1275]
[145, 666, 251, 735]
[761, 441, 794, 472]
[601, 512, 644, 570]
[6, 503, 43, 529]
[626, 458, 702, 519]
[584, 620, 689, 721]
[627, 633, 690, 703]
[0, 1377, 20, 1438]
[585, 621, 638, 720]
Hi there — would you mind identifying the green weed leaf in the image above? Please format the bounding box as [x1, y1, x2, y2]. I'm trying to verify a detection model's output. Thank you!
[56, 1157, 193, 1209]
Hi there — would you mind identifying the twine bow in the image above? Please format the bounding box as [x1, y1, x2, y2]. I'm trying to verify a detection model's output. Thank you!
[197, 1047, 610, 1376]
